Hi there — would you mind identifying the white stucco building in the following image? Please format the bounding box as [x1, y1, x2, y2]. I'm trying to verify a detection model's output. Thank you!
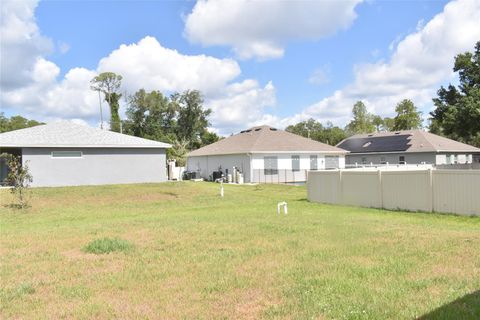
[0, 122, 171, 187]
[187, 125, 348, 183]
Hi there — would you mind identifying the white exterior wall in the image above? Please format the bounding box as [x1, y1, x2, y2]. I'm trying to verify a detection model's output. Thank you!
[187, 152, 345, 183]
[251, 153, 345, 170]
[346, 152, 436, 165]
[22, 147, 167, 187]
[346, 152, 473, 165]
[435, 154, 447, 164]
[186, 154, 251, 182]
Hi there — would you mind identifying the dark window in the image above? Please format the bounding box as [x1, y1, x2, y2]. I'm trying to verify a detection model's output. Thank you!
[310, 155, 318, 170]
[52, 151, 82, 158]
[291, 155, 300, 171]
[399, 156, 405, 164]
[264, 156, 278, 175]
[380, 156, 386, 164]
[361, 157, 367, 164]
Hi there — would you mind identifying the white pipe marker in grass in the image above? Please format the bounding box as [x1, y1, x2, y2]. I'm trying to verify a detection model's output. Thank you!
[216, 178, 224, 197]
[277, 201, 288, 215]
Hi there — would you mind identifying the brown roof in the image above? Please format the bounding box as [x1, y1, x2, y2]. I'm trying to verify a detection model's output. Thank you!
[188, 125, 348, 156]
[337, 129, 480, 154]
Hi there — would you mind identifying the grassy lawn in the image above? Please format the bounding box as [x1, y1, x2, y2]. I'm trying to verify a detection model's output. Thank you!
[1, 182, 479, 319]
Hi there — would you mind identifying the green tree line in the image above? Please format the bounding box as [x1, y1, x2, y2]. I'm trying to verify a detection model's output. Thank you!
[0, 114, 43, 133]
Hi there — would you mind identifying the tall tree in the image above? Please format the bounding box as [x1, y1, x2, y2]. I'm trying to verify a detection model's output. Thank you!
[381, 117, 395, 132]
[0, 113, 43, 133]
[286, 118, 346, 145]
[430, 41, 480, 147]
[90, 72, 123, 132]
[123, 89, 175, 141]
[393, 99, 422, 130]
[285, 118, 323, 139]
[319, 121, 347, 145]
[122, 89, 218, 163]
[372, 115, 383, 132]
[174, 90, 212, 149]
[345, 101, 375, 134]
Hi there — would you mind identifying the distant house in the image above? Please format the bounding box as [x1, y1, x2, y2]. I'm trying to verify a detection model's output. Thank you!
[336, 130, 480, 166]
[187, 125, 348, 183]
[0, 122, 171, 187]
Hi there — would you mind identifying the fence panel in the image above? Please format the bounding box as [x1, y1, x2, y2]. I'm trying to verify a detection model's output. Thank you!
[341, 171, 381, 208]
[382, 170, 432, 212]
[308, 169, 479, 216]
[307, 170, 340, 204]
[433, 170, 480, 215]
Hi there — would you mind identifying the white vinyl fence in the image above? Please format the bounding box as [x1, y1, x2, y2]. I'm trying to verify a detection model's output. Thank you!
[307, 169, 480, 216]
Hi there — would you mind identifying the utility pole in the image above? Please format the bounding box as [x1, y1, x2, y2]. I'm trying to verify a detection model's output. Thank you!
[98, 90, 103, 129]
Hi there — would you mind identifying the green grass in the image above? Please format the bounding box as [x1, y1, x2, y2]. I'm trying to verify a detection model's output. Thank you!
[82, 237, 134, 254]
[0, 182, 479, 319]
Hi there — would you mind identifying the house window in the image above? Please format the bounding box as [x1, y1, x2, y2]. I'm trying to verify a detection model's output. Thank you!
[453, 154, 458, 164]
[264, 156, 278, 175]
[399, 156, 405, 164]
[446, 154, 451, 164]
[51, 151, 82, 158]
[467, 154, 472, 163]
[310, 155, 318, 170]
[291, 155, 300, 172]
[380, 156, 386, 164]
[361, 157, 367, 164]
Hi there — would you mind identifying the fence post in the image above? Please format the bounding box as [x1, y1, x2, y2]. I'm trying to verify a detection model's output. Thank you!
[428, 168, 433, 212]
[378, 169, 383, 209]
[338, 169, 343, 204]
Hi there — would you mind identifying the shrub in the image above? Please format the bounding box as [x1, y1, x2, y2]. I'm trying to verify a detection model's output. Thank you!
[82, 237, 134, 254]
[0, 153, 33, 209]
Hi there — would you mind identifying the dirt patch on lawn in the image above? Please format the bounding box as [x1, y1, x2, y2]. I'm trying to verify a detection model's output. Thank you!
[62, 249, 101, 260]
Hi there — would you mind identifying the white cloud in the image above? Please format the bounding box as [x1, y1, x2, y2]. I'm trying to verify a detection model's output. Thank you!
[58, 41, 70, 54]
[1, 6, 275, 134]
[206, 80, 276, 134]
[97, 36, 241, 96]
[308, 66, 331, 85]
[0, 0, 53, 89]
[184, 0, 362, 60]
[286, 0, 480, 127]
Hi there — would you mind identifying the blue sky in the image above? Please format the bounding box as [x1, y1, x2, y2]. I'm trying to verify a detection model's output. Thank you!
[1, 0, 479, 135]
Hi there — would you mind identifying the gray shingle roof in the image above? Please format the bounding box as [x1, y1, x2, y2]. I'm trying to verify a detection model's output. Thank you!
[337, 130, 480, 153]
[188, 125, 347, 156]
[0, 121, 171, 148]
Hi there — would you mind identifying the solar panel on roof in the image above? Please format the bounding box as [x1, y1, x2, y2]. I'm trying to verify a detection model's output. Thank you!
[338, 134, 411, 153]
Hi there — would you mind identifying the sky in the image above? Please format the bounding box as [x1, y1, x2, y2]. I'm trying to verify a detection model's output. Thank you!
[1, 0, 479, 136]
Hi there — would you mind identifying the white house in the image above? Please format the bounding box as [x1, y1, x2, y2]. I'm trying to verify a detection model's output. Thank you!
[187, 125, 348, 183]
[0, 122, 171, 187]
